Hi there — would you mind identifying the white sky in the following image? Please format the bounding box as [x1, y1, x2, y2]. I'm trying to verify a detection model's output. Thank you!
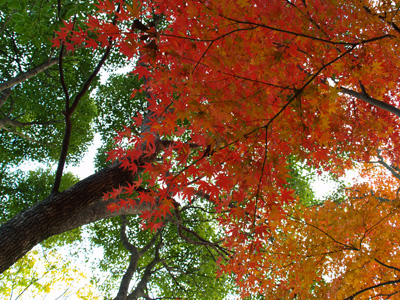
[65, 133, 102, 180]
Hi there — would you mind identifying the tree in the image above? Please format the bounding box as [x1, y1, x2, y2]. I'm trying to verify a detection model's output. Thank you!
[0, 0, 233, 297]
[3, 0, 400, 298]
[0, 0, 101, 166]
[91, 213, 234, 299]
[0, 247, 101, 299]
[0, 0, 157, 297]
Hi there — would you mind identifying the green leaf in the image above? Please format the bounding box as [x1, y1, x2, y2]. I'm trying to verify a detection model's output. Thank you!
[7, 0, 20, 9]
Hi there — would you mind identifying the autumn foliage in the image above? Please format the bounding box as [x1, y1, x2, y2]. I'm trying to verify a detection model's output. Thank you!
[53, 0, 400, 298]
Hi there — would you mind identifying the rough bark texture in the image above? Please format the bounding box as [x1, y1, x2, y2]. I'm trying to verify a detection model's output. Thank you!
[0, 162, 138, 273]
[60, 197, 152, 236]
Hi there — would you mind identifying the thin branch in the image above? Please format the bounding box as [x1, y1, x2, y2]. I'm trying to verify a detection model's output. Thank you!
[0, 125, 55, 146]
[292, 216, 359, 251]
[0, 13, 14, 35]
[120, 215, 139, 254]
[222, 71, 295, 90]
[52, 20, 116, 194]
[0, 57, 62, 93]
[375, 151, 400, 181]
[219, 14, 393, 46]
[253, 125, 269, 228]
[191, 25, 259, 73]
[139, 229, 163, 256]
[14, 266, 54, 300]
[59, 44, 70, 109]
[173, 205, 229, 258]
[374, 258, 400, 273]
[344, 278, 400, 300]
[161, 260, 188, 292]
[363, 5, 400, 35]
[0, 117, 61, 128]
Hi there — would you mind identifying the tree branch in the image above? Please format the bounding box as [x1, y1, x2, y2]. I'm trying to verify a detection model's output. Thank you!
[0, 88, 11, 109]
[161, 260, 188, 293]
[114, 216, 140, 300]
[0, 57, 61, 93]
[0, 155, 157, 273]
[52, 3, 120, 194]
[120, 215, 139, 254]
[344, 278, 400, 300]
[0, 13, 14, 35]
[127, 241, 163, 300]
[52, 44, 113, 194]
[0, 124, 55, 146]
[0, 117, 61, 129]
[115, 216, 163, 300]
[339, 87, 400, 119]
[375, 150, 400, 181]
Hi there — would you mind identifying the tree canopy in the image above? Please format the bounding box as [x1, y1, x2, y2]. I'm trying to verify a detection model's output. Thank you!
[0, 0, 100, 166]
[0, 0, 234, 298]
[3, 0, 400, 299]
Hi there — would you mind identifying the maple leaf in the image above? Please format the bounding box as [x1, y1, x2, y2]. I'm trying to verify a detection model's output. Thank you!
[53, 30, 68, 43]
[134, 65, 152, 80]
[95, 0, 115, 13]
[139, 210, 153, 220]
[147, 221, 163, 232]
[85, 38, 99, 50]
[124, 178, 143, 194]
[106, 202, 121, 213]
[58, 0, 400, 298]
[110, 185, 123, 199]
[62, 20, 74, 31]
[51, 37, 61, 48]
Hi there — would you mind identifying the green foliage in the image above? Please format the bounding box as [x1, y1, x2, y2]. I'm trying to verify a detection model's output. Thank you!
[286, 157, 348, 206]
[286, 159, 318, 206]
[0, 0, 95, 47]
[0, 168, 79, 223]
[154, 207, 236, 299]
[0, 168, 82, 247]
[0, 0, 100, 166]
[0, 248, 101, 299]
[93, 73, 148, 170]
[88, 202, 235, 299]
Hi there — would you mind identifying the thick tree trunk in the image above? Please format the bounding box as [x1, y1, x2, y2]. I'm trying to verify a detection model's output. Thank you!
[0, 162, 144, 273]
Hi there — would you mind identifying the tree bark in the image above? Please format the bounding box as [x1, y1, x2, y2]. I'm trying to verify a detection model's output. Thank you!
[0, 57, 60, 93]
[0, 88, 11, 109]
[340, 87, 400, 118]
[0, 162, 148, 273]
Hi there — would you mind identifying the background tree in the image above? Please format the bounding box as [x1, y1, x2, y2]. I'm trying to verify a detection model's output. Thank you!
[0, 0, 100, 166]
[0, 247, 100, 299]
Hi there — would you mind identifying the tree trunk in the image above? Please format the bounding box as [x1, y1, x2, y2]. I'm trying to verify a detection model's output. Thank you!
[0, 162, 141, 273]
